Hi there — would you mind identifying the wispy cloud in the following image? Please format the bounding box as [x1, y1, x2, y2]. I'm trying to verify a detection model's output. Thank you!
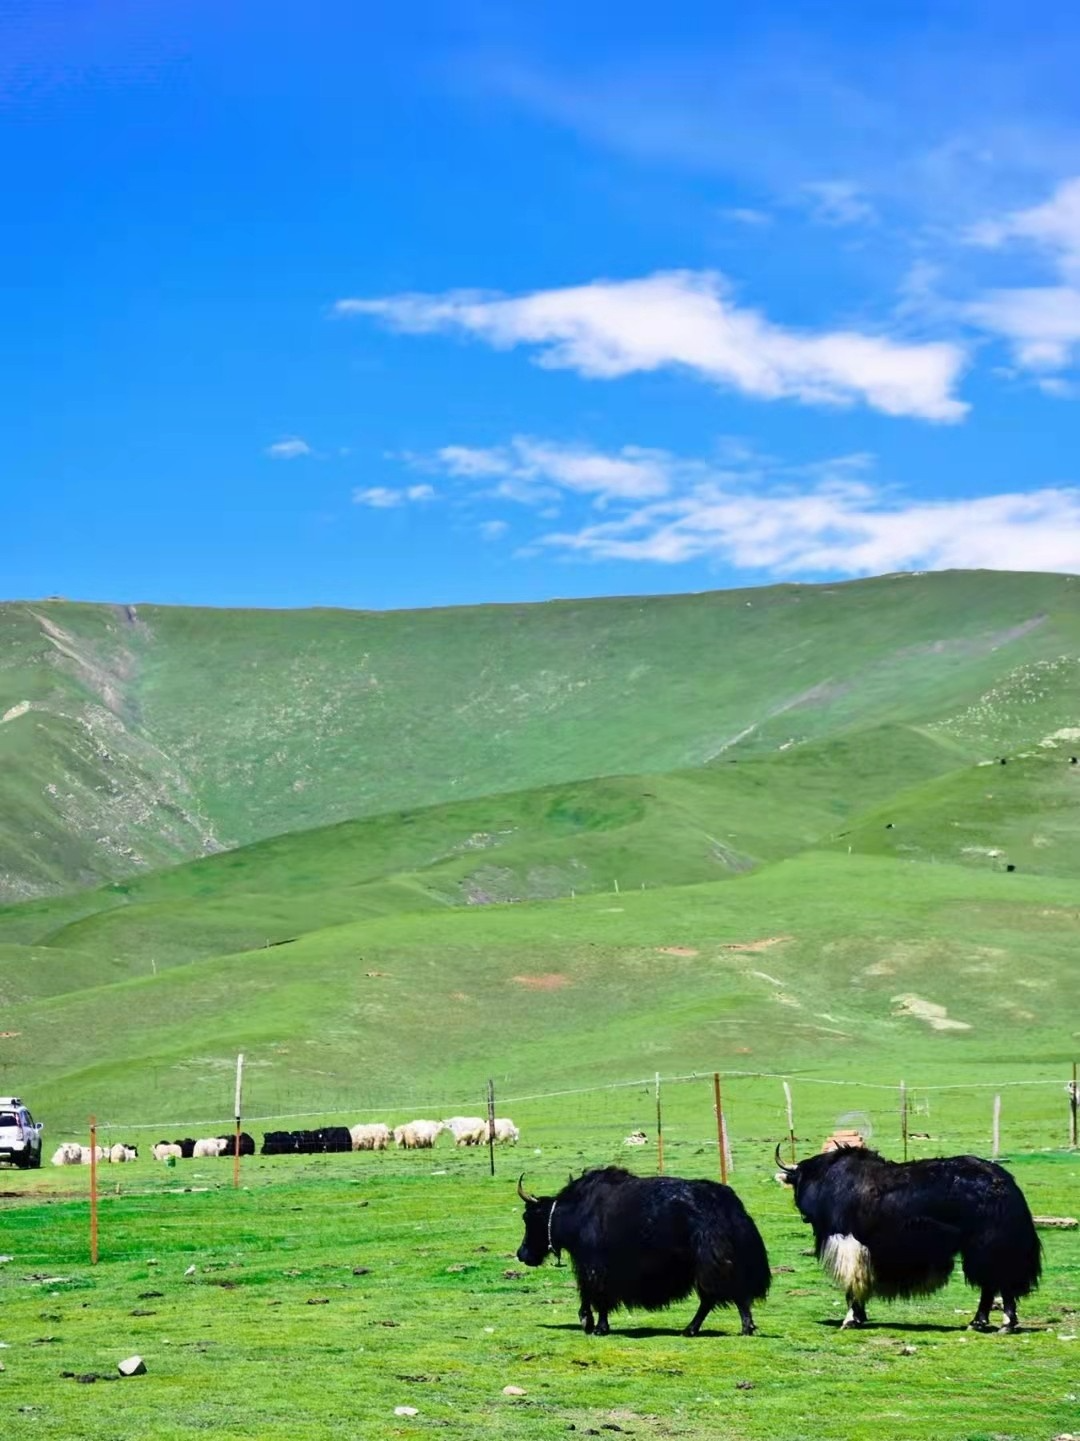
[265, 436, 312, 460]
[966, 176, 1080, 372]
[338, 270, 968, 422]
[353, 483, 436, 508]
[432, 437, 674, 502]
[479, 518, 509, 540]
[801, 180, 878, 227]
[722, 207, 773, 227]
[412, 434, 1080, 576]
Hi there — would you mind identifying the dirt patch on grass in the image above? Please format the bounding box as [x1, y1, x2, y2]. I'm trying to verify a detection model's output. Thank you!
[513, 973, 571, 991]
[891, 993, 971, 1031]
[656, 946, 699, 957]
[722, 935, 793, 953]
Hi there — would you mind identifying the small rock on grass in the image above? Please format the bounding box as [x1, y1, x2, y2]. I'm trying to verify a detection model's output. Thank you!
[393, 1406, 419, 1417]
[503, 1385, 526, 1396]
[118, 1356, 147, 1377]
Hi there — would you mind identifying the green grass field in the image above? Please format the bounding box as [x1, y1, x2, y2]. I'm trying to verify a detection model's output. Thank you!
[0, 1145, 1077, 1441]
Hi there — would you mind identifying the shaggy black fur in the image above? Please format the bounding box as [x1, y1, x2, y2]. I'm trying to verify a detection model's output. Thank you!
[516, 1165, 771, 1337]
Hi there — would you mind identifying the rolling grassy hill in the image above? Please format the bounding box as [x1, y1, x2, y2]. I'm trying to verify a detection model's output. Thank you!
[4, 569, 1080, 901]
[2, 569, 1080, 1141]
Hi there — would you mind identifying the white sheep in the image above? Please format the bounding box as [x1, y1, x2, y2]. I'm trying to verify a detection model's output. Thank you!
[350, 1123, 391, 1151]
[108, 1143, 138, 1162]
[51, 1142, 83, 1166]
[624, 1131, 648, 1147]
[484, 1117, 520, 1145]
[79, 1144, 107, 1164]
[192, 1137, 228, 1158]
[394, 1120, 443, 1149]
[152, 1142, 182, 1161]
[443, 1116, 487, 1147]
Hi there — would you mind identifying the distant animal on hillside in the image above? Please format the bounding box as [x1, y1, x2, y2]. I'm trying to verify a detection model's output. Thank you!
[51, 1143, 83, 1166]
[483, 1118, 520, 1145]
[108, 1143, 138, 1162]
[394, 1120, 444, 1149]
[516, 1167, 771, 1337]
[193, 1137, 228, 1159]
[153, 1141, 182, 1161]
[175, 1137, 197, 1159]
[214, 1132, 256, 1157]
[443, 1116, 487, 1146]
[79, 1145, 107, 1164]
[624, 1131, 648, 1147]
[350, 1123, 391, 1151]
[776, 1144, 1041, 1332]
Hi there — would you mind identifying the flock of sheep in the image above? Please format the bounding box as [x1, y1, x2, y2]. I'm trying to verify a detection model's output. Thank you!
[355, 1116, 520, 1150]
[49, 1115, 519, 1165]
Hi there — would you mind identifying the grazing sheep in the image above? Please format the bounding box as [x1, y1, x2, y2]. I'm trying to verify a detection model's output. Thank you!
[350, 1123, 391, 1152]
[152, 1142, 183, 1161]
[51, 1142, 83, 1166]
[482, 1118, 520, 1145]
[444, 1116, 487, 1147]
[193, 1137, 228, 1159]
[624, 1131, 648, 1147]
[109, 1143, 138, 1163]
[394, 1120, 444, 1149]
[79, 1144, 107, 1164]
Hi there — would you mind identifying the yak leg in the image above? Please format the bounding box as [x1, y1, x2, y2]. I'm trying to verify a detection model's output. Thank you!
[683, 1296, 715, 1336]
[737, 1303, 757, 1337]
[577, 1287, 595, 1335]
[969, 1286, 996, 1332]
[840, 1293, 867, 1329]
[999, 1292, 1019, 1334]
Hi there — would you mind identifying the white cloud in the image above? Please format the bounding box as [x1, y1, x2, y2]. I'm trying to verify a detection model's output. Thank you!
[430, 436, 675, 503]
[353, 484, 436, 508]
[337, 270, 968, 422]
[801, 180, 878, 227]
[966, 286, 1080, 371]
[479, 519, 509, 540]
[969, 177, 1080, 275]
[723, 207, 773, 226]
[542, 479, 1080, 575]
[966, 178, 1080, 374]
[411, 433, 1080, 576]
[265, 436, 312, 460]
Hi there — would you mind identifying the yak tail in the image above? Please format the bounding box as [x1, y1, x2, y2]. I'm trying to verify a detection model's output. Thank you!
[961, 1166, 1043, 1300]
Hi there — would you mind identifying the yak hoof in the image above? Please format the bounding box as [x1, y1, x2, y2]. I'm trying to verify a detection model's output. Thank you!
[840, 1315, 865, 1330]
[969, 1318, 993, 1333]
[741, 1321, 757, 1337]
[998, 1321, 1019, 1334]
[682, 1324, 700, 1337]
[595, 1320, 610, 1337]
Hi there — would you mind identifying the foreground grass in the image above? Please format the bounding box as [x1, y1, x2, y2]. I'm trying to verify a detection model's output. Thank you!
[1, 1145, 1078, 1441]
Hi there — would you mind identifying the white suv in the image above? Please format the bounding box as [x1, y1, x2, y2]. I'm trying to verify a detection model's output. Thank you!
[0, 1098, 42, 1169]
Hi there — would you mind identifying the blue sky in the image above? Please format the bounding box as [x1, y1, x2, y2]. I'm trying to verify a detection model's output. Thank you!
[7, 1, 1080, 609]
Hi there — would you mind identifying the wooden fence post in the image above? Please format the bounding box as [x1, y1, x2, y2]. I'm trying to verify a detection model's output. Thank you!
[89, 1116, 99, 1265]
[655, 1073, 663, 1175]
[233, 1052, 244, 1190]
[783, 1080, 796, 1163]
[992, 1094, 1001, 1159]
[1070, 1063, 1078, 1150]
[900, 1081, 908, 1161]
[486, 1078, 496, 1177]
[713, 1073, 730, 1184]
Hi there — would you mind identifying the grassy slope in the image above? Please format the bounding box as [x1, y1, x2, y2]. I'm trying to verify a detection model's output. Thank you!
[0, 721, 962, 971]
[4, 570, 1080, 900]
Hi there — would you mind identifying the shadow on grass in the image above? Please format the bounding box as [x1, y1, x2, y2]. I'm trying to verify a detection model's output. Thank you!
[817, 1318, 1048, 1334]
[538, 1322, 751, 1338]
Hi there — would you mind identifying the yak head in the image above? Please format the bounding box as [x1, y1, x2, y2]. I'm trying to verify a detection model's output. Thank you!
[516, 1175, 559, 1267]
[775, 1143, 867, 1223]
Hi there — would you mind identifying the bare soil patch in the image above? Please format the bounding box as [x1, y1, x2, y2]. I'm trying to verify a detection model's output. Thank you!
[655, 946, 699, 957]
[512, 973, 571, 991]
[722, 935, 792, 953]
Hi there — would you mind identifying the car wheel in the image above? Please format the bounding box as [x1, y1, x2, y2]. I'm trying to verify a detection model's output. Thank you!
[29, 1147, 41, 1169]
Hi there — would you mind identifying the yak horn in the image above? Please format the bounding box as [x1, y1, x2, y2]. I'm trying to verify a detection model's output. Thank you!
[775, 1143, 794, 1172]
[517, 1173, 537, 1203]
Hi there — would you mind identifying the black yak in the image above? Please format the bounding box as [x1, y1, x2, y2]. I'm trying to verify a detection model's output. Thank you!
[516, 1166, 770, 1337]
[776, 1144, 1041, 1332]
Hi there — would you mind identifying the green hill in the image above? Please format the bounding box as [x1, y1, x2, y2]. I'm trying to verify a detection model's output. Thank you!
[3, 569, 1080, 1136]
[4, 570, 1080, 900]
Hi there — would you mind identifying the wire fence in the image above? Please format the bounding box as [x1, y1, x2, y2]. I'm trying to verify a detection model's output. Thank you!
[53, 1065, 1080, 1175]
